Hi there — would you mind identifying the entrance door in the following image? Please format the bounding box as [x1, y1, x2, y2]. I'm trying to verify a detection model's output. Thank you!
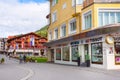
[71, 45, 78, 62]
[84, 44, 89, 61]
[51, 49, 54, 62]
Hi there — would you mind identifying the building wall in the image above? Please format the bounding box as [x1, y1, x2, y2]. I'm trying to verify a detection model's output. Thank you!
[81, 3, 120, 33]
[47, 0, 120, 69]
[48, 0, 82, 41]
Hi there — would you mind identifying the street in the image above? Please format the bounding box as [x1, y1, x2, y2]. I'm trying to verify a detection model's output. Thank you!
[0, 54, 120, 80]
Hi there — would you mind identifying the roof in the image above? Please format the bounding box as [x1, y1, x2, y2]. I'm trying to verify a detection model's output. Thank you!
[7, 32, 47, 42]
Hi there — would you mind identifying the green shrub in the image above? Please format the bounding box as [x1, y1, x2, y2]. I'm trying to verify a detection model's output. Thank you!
[1, 58, 5, 63]
[27, 57, 48, 63]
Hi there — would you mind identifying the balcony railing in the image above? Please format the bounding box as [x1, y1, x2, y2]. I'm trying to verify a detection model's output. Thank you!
[83, 0, 120, 8]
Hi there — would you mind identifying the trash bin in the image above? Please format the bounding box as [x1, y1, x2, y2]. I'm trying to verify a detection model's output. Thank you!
[77, 57, 80, 66]
[86, 60, 90, 67]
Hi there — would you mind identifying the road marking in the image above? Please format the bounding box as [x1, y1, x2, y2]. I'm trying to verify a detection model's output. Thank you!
[17, 66, 34, 80]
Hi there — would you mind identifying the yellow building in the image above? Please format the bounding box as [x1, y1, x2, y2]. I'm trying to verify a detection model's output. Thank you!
[46, 0, 120, 69]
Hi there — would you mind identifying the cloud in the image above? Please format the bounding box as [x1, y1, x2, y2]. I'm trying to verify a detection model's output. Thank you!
[0, 0, 49, 37]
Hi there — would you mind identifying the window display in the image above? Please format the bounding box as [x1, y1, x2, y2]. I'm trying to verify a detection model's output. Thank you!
[91, 42, 103, 64]
[114, 42, 120, 64]
[72, 46, 78, 62]
[62, 47, 70, 61]
[56, 48, 61, 60]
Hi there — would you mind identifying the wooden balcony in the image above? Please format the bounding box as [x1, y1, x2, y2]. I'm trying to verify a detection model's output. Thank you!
[83, 0, 120, 8]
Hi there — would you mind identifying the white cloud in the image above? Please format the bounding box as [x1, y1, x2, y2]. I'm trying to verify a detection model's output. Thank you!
[0, 0, 49, 37]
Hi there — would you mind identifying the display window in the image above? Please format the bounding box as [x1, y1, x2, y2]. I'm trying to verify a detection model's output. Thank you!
[71, 46, 78, 62]
[62, 46, 70, 61]
[114, 42, 120, 64]
[91, 42, 103, 64]
[56, 48, 61, 60]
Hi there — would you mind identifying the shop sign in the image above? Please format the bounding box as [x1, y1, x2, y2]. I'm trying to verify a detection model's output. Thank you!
[71, 41, 79, 45]
[90, 37, 102, 43]
[105, 36, 114, 44]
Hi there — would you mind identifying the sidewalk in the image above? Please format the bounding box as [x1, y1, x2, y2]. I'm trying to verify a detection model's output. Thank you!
[78, 67, 120, 77]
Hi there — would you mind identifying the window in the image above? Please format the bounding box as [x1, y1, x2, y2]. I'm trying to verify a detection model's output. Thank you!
[76, 0, 83, 5]
[69, 18, 76, 34]
[52, 0, 58, 6]
[62, 3, 66, 9]
[52, 11, 57, 23]
[83, 11, 92, 30]
[91, 43, 103, 64]
[48, 31, 52, 41]
[60, 24, 66, 37]
[62, 46, 70, 61]
[98, 9, 120, 27]
[56, 48, 61, 60]
[72, 0, 76, 7]
[54, 28, 58, 39]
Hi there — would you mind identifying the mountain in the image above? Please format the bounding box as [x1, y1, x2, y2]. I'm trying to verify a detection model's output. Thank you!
[35, 25, 48, 38]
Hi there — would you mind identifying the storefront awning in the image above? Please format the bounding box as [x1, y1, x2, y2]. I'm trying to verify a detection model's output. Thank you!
[45, 24, 120, 47]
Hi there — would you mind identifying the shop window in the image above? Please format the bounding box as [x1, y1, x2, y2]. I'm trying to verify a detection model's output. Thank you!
[62, 47, 70, 61]
[72, 46, 78, 62]
[56, 48, 61, 60]
[114, 42, 120, 64]
[91, 42, 103, 64]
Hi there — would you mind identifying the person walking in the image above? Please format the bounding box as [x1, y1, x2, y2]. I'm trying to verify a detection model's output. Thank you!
[23, 55, 26, 63]
[19, 55, 23, 64]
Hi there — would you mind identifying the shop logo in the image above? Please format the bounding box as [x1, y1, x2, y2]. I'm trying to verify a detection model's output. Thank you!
[105, 36, 114, 45]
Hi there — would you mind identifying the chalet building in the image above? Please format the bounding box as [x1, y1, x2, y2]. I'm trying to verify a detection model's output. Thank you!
[7, 32, 47, 56]
[45, 0, 120, 69]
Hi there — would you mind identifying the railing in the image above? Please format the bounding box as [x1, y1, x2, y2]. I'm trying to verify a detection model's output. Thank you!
[94, 0, 120, 2]
[83, 0, 120, 8]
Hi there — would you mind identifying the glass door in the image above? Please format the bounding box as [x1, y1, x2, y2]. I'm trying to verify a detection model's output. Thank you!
[84, 44, 89, 61]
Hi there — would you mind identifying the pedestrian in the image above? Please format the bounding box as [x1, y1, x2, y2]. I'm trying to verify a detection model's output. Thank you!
[19, 54, 23, 64]
[23, 55, 26, 63]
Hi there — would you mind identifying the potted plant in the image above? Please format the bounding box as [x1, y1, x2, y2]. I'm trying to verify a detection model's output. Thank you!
[1, 58, 5, 64]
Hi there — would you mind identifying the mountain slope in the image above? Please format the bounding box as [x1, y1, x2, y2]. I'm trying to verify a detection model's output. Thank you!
[35, 25, 48, 38]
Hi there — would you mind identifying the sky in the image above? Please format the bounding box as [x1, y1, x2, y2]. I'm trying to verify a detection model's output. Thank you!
[0, 0, 49, 38]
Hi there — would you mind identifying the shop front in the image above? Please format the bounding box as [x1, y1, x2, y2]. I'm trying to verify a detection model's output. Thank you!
[46, 24, 120, 69]
[54, 42, 79, 65]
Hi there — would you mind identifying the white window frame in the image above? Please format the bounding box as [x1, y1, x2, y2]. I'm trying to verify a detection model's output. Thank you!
[72, 0, 76, 7]
[69, 18, 77, 34]
[76, 0, 83, 5]
[48, 31, 52, 41]
[52, 0, 57, 6]
[82, 10, 92, 30]
[54, 28, 58, 40]
[52, 11, 57, 23]
[62, 3, 67, 9]
[98, 8, 120, 27]
[60, 24, 66, 38]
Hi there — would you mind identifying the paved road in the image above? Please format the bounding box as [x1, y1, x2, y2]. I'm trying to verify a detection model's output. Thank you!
[0, 54, 120, 80]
